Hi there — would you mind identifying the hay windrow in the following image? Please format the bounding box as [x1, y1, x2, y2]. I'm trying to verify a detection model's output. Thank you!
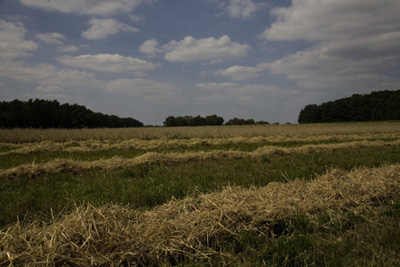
[1, 164, 400, 266]
[2, 122, 400, 143]
[1, 133, 400, 156]
[1, 140, 400, 179]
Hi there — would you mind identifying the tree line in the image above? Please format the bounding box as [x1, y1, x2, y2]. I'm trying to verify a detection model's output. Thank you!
[163, 115, 270, 127]
[0, 99, 143, 128]
[298, 90, 400, 123]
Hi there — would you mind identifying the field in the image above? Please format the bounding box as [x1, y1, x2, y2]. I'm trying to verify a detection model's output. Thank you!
[1, 122, 400, 266]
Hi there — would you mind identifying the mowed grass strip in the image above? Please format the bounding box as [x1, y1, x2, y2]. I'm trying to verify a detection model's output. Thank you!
[1, 145, 400, 228]
[2, 122, 400, 142]
[2, 133, 400, 156]
[1, 164, 400, 266]
[1, 140, 400, 178]
[3, 136, 397, 170]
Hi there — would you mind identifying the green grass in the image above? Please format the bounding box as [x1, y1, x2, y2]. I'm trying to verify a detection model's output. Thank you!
[1, 145, 400, 229]
[0, 137, 395, 170]
[2, 126, 400, 266]
[173, 194, 400, 266]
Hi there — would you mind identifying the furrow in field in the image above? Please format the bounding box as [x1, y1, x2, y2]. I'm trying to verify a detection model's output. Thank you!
[1, 133, 400, 155]
[1, 140, 399, 178]
[1, 164, 400, 266]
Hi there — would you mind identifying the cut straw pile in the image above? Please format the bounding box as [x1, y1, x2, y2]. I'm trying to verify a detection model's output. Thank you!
[1, 164, 400, 266]
[2, 140, 400, 179]
[2, 133, 400, 156]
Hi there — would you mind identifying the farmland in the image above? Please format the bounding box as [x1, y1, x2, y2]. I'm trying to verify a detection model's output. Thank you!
[1, 122, 400, 266]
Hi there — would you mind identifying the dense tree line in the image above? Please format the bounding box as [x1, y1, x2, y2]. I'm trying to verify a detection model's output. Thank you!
[225, 117, 269, 125]
[163, 115, 270, 127]
[298, 90, 400, 123]
[0, 99, 143, 128]
[163, 115, 224, 126]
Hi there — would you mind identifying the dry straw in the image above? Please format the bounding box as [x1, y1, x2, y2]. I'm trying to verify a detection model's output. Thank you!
[2, 122, 400, 143]
[1, 164, 400, 266]
[1, 140, 400, 179]
[2, 133, 400, 156]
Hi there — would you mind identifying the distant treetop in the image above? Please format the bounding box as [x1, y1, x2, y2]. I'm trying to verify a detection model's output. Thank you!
[0, 99, 143, 128]
[298, 89, 400, 123]
[163, 115, 270, 127]
[163, 115, 224, 127]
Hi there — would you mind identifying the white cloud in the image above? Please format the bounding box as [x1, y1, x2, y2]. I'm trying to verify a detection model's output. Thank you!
[268, 49, 400, 91]
[36, 32, 65, 45]
[0, 20, 38, 59]
[139, 38, 159, 58]
[227, 0, 258, 19]
[58, 54, 159, 75]
[19, 0, 146, 16]
[263, 0, 400, 92]
[130, 14, 144, 23]
[57, 45, 79, 53]
[35, 85, 64, 93]
[82, 18, 139, 40]
[213, 65, 263, 80]
[263, 0, 400, 42]
[35, 32, 80, 53]
[193, 81, 302, 122]
[105, 78, 180, 102]
[0, 60, 102, 90]
[209, 0, 264, 20]
[162, 35, 250, 63]
[195, 82, 236, 90]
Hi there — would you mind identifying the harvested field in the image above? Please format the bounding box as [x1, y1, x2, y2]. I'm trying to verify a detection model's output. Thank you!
[1, 139, 400, 179]
[1, 164, 400, 266]
[1, 121, 400, 143]
[1, 132, 400, 156]
[1, 123, 400, 266]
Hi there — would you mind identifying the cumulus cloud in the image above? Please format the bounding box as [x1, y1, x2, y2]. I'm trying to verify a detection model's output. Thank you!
[209, 0, 264, 20]
[213, 65, 263, 80]
[139, 38, 159, 58]
[19, 0, 146, 16]
[263, 0, 400, 42]
[36, 32, 65, 45]
[58, 54, 159, 75]
[227, 0, 258, 19]
[0, 60, 101, 90]
[194, 81, 302, 122]
[106, 78, 177, 94]
[35, 32, 80, 53]
[0, 20, 38, 59]
[195, 82, 236, 90]
[105, 78, 181, 103]
[35, 85, 64, 93]
[82, 18, 139, 40]
[161, 35, 250, 63]
[57, 45, 79, 53]
[263, 0, 400, 92]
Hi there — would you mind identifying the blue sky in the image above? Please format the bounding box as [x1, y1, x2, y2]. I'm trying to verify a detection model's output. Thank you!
[1, 0, 399, 125]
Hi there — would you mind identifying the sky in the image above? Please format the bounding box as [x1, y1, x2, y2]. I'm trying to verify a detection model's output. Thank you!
[0, 0, 400, 125]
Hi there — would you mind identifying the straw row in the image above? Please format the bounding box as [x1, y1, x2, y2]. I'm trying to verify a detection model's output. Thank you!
[1, 164, 400, 266]
[2, 122, 400, 143]
[1, 133, 399, 156]
[1, 140, 399, 179]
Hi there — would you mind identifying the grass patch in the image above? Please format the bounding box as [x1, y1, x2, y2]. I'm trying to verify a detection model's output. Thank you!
[2, 125, 400, 266]
[175, 195, 400, 266]
[2, 165, 400, 266]
[1, 145, 400, 228]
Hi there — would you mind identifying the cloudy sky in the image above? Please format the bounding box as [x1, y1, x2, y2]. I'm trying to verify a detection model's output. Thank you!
[1, 0, 400, 125]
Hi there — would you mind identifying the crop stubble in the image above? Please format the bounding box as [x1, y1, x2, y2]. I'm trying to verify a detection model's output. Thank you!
[1, 123, 400, 266]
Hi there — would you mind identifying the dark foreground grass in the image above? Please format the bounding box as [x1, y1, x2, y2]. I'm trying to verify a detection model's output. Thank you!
[2, 165, 400, 267]
[1, 137, 394, 170]
[174, 194, 400, 266]
[1, 145, 400, 229]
